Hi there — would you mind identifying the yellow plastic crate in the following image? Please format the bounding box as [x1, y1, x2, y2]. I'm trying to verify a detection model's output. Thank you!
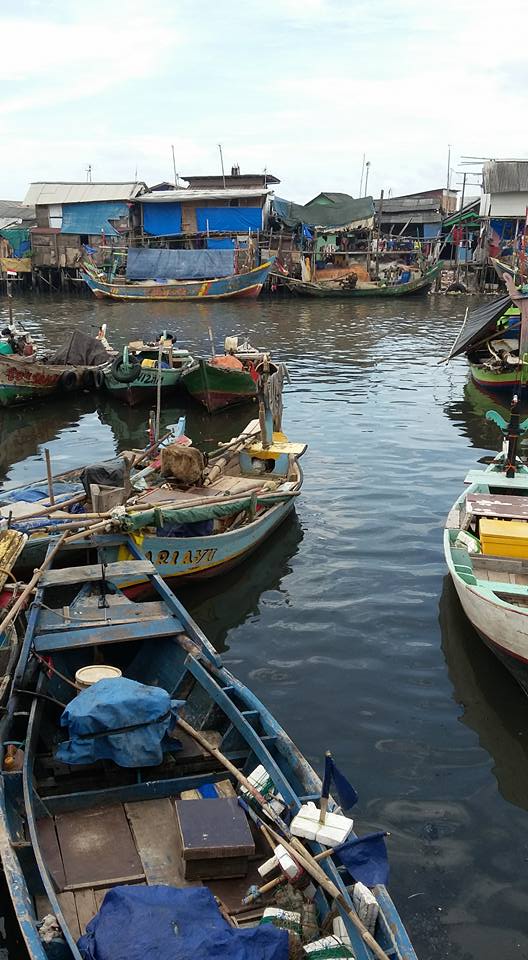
[480, 518, 528, 558]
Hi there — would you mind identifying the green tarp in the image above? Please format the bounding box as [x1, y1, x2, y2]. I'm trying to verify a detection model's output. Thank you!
[121, 493, 295, 531]
[273, 195, 375, 231]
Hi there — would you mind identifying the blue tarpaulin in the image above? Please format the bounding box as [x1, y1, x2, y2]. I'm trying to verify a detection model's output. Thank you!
[143, 202, 182, 236]
[126, 247, 234, 280]
[61, 201, 129, 237]
[78, 885, 288, 960]
[335, 831, 390, 887]
[196, 207, 263, 232]
[56, 678, 183, 767]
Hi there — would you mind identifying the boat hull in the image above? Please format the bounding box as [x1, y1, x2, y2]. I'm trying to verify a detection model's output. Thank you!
[182, 358, 258, 412]
[104, 365, 184, 406]
[285, 262, 441, 298]
[82, 260, 274, 302]
[450, 572, 528, 695]
[470, 362, 521, 393]
[0, 357, 64, 406]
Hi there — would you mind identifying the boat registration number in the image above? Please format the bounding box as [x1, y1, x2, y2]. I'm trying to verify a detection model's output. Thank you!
[145, 547, 217, 567]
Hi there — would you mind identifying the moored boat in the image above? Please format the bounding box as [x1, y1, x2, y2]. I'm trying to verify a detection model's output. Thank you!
[82, 258, 274, 301]
[104, 335, 194, 407]
[282, 261, 441, 298]
[0, 536, 417, 960]
[181, 337, 276, 413]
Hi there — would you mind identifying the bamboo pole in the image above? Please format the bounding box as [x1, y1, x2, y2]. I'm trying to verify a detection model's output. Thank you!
[155, 341, 163, 442]
[44, 450, 55, 506]
[178, 716, 390, 960]
[0, 534, 67, 638]
[14, 492, 86, 522]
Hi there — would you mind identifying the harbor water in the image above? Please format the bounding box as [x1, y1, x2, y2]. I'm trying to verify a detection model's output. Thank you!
[1, 293, 528, 960]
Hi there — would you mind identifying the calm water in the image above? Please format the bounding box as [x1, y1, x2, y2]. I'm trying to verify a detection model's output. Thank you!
[1, 292, 528, 960]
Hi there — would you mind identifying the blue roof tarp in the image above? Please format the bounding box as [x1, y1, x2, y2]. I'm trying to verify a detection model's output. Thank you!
[196, 207, 263, 232]
[78, 885, 288, 960]
[61, 201, 129, 236]
[143, 201, 182, 236]
[55, 678, 183, 767]
[126, 247, 234, 280]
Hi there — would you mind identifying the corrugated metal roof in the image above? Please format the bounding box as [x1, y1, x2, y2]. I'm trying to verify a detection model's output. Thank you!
[375, 197, 440, 213]
[380, 211, 442, 224]
[483, 161, 528, 194]
[23, 182, 146, 206]
[139, 187, 270, 203]
[0, 200, 35, 221]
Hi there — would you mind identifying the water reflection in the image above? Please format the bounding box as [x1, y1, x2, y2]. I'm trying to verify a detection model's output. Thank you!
[442, 378, 511, 451]
[439, 575, 528, 812]
[181, 512, 304, 653]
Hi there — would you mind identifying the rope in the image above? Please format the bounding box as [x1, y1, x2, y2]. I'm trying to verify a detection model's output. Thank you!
[32, 650, 81, 690]
[264, 363, 290, 431]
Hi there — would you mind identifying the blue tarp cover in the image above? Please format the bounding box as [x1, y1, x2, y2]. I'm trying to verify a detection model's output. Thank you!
[56, 678, 183, 767]
[196, 207, 263, 232]
[143, 201, 182, 236]
[78, 885, 288, 960]
[126, 247, 234, 280]
[61, 201, 129, 237]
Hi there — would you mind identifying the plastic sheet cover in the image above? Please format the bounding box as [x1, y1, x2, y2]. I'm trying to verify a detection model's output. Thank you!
[48, 330, 110, 367]
[448, 295, 512, 359]
[195, 207, 263, 232]
[126, 247, 234, 280]
[78, 885, 288, 960]
[56, 678, 184, 767]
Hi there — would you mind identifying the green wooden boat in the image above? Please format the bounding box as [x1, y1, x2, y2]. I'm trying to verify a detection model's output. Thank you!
[284, 261, 442, 298]
[181, 344, 275, 413]
[104, 342, 194, 407]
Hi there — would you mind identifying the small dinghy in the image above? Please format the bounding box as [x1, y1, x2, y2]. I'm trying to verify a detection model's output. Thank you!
[0, 537, 416, 960]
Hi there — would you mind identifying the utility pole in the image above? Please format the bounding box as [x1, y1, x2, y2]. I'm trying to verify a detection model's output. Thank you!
[446, 144, 451, 193]
[86, 164, 92, 182]
[359, 153, 365, 197]
[171, 145, 178, 187]
[218, 144, 226, 188]
[364, 161, 371, 197]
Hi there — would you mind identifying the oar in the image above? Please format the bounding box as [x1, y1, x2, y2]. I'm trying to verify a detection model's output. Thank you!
[177, 716, 391, 960]
[0, 533, 68, 639]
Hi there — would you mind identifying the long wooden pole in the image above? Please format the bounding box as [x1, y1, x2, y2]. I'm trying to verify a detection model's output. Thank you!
[177, 716, 390, 960]
[0, 534, 67, 637]
[44, 450, 55, 506]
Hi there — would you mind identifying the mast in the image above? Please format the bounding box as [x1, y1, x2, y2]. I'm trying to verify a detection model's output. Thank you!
[503, 273, 528, 476]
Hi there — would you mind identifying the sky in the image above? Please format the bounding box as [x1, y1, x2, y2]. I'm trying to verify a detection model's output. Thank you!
[2, 0, 528, 204]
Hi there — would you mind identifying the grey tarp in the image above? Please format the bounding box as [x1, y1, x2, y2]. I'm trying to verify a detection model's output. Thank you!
[49, 330, 110, 366]
[273, 195, 375, 230]
[126, 248, 234, 280]
[448, 295, 513, 359]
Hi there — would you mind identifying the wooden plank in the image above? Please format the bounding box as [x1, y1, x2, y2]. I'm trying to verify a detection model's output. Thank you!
[37, 817, 66, 890]
[467, 492, 528, 520]
[40, 559, 155, 587]
[93, 888, 110, 911]
[57, 892, 80, 940]
[74, 889, 97, 933]
[464, 470, 528, 489]
[126, 799, 202, 888]
[55, 805, 144, 889]
[35, 615, 182, 652]
[35, 894, 52, 919]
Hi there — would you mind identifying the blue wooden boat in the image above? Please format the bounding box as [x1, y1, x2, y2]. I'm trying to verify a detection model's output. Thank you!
[0, 537, 416, 960]
[81, 259, 274, 301]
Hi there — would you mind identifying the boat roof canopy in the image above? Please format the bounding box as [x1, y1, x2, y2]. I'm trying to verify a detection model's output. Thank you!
[448, 295, 512, 359]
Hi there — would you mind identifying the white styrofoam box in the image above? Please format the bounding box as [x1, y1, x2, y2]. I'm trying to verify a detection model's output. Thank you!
[291, 802, 354, 846]
[332, 916, 352, 947]
[304, 934, 355, 958]
[258, 854, 278, 878]
[352, 882, 379, 936]
[275, 843, 303, 880]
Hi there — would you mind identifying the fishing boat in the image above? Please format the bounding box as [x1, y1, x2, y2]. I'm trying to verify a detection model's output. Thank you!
[1, 414, 306, 588]
[0, 330, 112, 407]
[282, 261, 441, 299]
[445, 279, 528, 694]
[104, 336, 194, 407]
[181, 338, 276, 413]
[0, 537, 417, 960]
[81, 258, 274, 302]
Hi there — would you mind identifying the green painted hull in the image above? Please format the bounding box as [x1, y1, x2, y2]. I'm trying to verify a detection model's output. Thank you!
[286, 262, 442, 298]
[469, 363, 520, 392]
[181, 359, 258, 413]
[104, 365, 184, 406]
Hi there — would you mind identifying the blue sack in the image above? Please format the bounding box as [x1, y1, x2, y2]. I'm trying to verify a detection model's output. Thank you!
[56, 678, 183, 768]
[78, 885, 288, 960]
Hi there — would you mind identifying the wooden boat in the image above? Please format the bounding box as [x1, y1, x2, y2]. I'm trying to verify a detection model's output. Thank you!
[181, 340, 276, 413]
[81, 259, 274, 301]
[0, 331, 111, 407]
[282, 261, 442, 298]
[1, 418, 306, 588]
[0, 537, 417, 960]
[444, 424, 528, 695]
[104, 339, 194, 407]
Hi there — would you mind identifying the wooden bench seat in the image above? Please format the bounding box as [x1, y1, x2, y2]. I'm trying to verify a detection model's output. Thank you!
[40, 560, 155, 588]
[467, 492, 528, 522]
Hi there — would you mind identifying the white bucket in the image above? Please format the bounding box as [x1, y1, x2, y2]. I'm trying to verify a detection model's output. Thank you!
[75, 665, 122, 691]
